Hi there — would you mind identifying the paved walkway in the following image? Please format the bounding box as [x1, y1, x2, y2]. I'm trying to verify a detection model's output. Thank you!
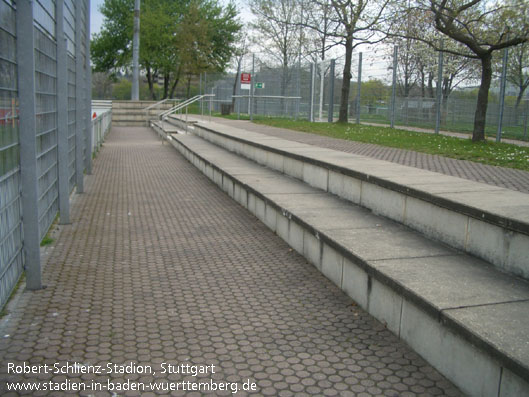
[194, 116, 529, 193]
[0, 127, 460, 396]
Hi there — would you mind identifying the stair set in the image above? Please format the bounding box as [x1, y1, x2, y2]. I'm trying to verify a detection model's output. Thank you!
[150, 113, 529, 397]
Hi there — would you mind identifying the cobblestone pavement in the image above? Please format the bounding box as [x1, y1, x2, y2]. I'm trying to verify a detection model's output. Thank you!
[0, 127, 460, 396]
[197, 116, 529, 193]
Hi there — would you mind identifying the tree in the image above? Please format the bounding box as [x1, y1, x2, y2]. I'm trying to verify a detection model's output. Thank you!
[304, 0, 340, 62]
[92, 72, 115, 99]
[249, 0, 302, 99]
[91, 0, 241, 99]
[91, 0, 134, 77]
[506, 42, 529, 108]
[328, 0, 392, 123]
[361, 79, 388, 105]
[400, 0, 529, 141]
[230, 32, 249, 110]
[385, 5, 479, 100]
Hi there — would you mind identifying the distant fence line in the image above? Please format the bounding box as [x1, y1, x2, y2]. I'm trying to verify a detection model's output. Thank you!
[200, 50, 529, 141]
[0, 0, 98, 309]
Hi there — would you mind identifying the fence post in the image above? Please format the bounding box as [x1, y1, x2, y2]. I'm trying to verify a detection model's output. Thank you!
[496, 47, 508, 143]
[75, 0, 84, 193]
[523, 99, 529, 141]
[435, 41, 444, 134]
[328, 59, 335, 123]
[235, 61, 240, 119]
[356, 52, 362, 124]
[390, 46, 398, 128]
[16, 0, 42, 290]
[319, 61, 325, 121]
[85, 0, 92, 174]
[250, 54, 255, 121]
[296, 54, 301, 120]
[309, 63, 315, 122]
[131, 0, 140, 100]
[56, 0, 71, 224]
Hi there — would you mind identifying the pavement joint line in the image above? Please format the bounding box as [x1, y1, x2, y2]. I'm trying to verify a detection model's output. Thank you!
[370, 253, 465, 262]
[441, 298, 529, 312]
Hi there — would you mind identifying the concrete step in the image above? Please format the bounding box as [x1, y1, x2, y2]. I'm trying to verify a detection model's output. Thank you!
[112, 113, 151, 122]
[168, 116, 529, 283]
[112, 100, 173, 109]
[111, 103, 177, 126]
[111, 120, 146, 127]
[154, 123, 529, 397]
[150, 120, 184, 135]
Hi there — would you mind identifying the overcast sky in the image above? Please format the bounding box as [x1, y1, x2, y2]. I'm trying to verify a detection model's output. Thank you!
[90, 0, 105, 37]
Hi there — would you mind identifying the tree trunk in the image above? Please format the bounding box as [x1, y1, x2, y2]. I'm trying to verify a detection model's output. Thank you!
[427, 72, 434, 98]
[146, 67, 156, 100]
[232, 57, 242, 111]
[163, 73, 169, 99]
[338, 34, 353, 123]
[169, 66, 181, 98]
[472, 55, 492, 142]
[515, 89, 526, 109]
[186, 75, 192, 98]
[420, 68, 425, 98]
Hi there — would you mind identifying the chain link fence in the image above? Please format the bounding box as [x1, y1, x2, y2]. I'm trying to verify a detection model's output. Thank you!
[353, 46, 529, 141]
[198, 52, 333, 121]
[196, 47, 528, 141]
[0, 0, 92, 309]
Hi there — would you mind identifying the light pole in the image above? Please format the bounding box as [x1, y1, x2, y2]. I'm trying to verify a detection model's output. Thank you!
[132, 0, 140, 100]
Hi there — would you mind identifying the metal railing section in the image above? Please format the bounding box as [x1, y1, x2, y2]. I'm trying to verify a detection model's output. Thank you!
[158, 94, 214, 121]
[92, 109, 112, 153]
[143, 98, 181, 126]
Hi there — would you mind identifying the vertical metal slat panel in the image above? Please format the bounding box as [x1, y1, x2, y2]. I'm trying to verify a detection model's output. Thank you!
[34, 1, 58, 241]
[0, 0, 23, 309]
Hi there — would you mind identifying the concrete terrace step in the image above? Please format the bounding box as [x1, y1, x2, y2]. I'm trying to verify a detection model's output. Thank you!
[156, 117, 529, 395]
[111, 101, 176, 126]
[151, 120, 183, 135]
[157, 128, 529, 397]
[111, 100, 174, 109]
[112, 113, 153, 122]
[167, 116, 529, 282]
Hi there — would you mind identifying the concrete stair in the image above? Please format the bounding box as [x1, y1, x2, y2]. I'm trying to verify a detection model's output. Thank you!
[111, 100, 174, 127]
[152, 116, 529, 397]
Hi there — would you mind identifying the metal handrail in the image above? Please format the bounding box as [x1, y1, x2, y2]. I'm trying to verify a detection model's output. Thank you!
[232, 95, 301, 99]
[159, 94, 214, 120]
[143, 97, 179, 111]
[144, 98, 181, 126]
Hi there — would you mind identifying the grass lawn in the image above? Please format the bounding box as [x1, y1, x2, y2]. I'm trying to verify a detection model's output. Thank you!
[251, 118, 529, 172]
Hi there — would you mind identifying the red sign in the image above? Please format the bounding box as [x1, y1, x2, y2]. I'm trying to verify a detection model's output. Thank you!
[241, 73, 251, 83]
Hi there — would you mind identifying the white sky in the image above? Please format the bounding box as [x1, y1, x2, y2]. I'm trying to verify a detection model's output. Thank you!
[90, 0, 105, 37]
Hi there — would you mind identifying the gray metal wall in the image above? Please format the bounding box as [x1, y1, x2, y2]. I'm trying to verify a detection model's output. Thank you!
[0, 0, 91, 308]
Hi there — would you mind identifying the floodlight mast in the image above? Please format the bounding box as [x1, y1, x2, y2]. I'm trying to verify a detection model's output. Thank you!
[132, 0, 140, 100]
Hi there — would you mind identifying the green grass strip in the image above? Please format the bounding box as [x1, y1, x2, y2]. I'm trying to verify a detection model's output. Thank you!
[252, 119, 529, 172]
